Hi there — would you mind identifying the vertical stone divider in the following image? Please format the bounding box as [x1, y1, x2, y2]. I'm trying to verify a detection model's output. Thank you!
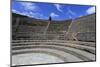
[71, 21, 80, 41]
[43, 16, 51, 40]
[65, 20, 73, 41]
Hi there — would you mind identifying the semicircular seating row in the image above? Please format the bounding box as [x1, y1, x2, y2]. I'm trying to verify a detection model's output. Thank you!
[12, 40, 96, 66]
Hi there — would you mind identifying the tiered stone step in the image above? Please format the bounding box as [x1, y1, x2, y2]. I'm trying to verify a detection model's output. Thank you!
[12, 40, 96, 66]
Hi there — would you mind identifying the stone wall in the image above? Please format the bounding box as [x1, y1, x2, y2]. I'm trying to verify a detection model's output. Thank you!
[12, 13, 96, 41]
[67, 13, 96, 42]
[12, 13, 72, 40]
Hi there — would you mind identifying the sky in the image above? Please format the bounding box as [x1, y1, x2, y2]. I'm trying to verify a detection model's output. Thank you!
[12, 0, 96, 21]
